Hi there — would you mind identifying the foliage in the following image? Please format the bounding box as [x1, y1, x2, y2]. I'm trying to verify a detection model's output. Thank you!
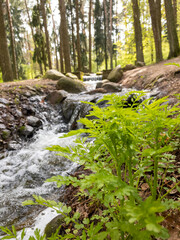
[1, 92, 179, 239]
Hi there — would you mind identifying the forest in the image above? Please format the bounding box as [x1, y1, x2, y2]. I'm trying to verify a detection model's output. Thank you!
[0, 0, 180, 82]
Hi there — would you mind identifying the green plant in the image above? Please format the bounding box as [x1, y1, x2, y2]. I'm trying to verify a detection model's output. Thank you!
[1, 92, 180, 239]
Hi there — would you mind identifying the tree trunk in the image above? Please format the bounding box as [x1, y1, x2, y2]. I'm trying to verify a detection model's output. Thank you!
[89, 0, 92, 73]
[172, 0, 177, 25]
[40, 0, 52, 69]
[148, 0, 163, 62]
[0, 0, 13, 82]
[6, 0, 18, 79]
[103, 0, 109, 69]
[131, 0, 144, 63]
[109, 0, 113, 69]
[69, 0, 76, 71]
[59, 0, 71, 72]
[164, 0, 180, 58]
[59, 23, 64, 73]
[75, 0, 81, 71]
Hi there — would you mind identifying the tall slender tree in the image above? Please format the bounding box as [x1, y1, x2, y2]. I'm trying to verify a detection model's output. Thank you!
[131, 0, 144, 63]
[89, 0, 92, 72]
[164, 0, 180, 58]
[75, 0, 81, 71]
[0, 0, 13, 82]
[69, 0, 76, 71]
[40, 0, 52, 69]
[6, 0, 18, 79]
[109, 0, 113, 69]
[148, 0, 163, 62]
[59, 0, 71, 72]
[103, 0, 109, 69]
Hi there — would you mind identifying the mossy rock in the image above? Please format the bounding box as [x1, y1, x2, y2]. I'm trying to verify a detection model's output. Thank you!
[44, 215, 65, 238]
[107, 65, 123, 83]
[44, 69, 66, 80]
[56, 77, 86, 93]
[66, 72, 78, 79]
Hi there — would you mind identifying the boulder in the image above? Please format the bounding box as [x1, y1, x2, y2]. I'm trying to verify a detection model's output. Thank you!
[56, 77, 86, 93]
[102, 69, 112, 80]
[44, 69, 65, 80]
[135, 61, 145, 67]
[107, 65, 123, 83]
[19, 125, 34, 137]
[45, 90, 68, 104]
[27, 116, 42, 127]
[96, 80, 109, 89]
[123, 64, 136, 71]
[44, 215, 65, 238]
[66, 72, 78, 79]
[86, 88, 107, 94]
[102, 82, 122, 92]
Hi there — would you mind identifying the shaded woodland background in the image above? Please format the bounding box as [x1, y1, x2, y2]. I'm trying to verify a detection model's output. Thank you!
[0, 0, 180, 82]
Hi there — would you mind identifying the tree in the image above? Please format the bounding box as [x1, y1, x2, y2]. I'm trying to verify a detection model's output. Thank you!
[0, 0, 13, 82]
[89, 0, 92, 72]
[40, 0, 52, 69]
[59, 0, 71, 72]
[109, 0, 113, 68]
[6, 0, 18, 79]
[148, 0, 163, 62]
[75, 0, 81, 71]
[164, 0, 180, 58]
[131, 0, 144, 63]
[69, 0, 76, 71]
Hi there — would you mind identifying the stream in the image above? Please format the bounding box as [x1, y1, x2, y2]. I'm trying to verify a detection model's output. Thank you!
[0, 78, 159, 238]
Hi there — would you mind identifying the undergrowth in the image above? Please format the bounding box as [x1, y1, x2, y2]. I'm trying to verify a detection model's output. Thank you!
[1, 91, 180, 240]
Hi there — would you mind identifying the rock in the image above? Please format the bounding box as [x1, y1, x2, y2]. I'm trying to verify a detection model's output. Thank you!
[44, 69, 66, 80]
[34, 74, 43, 79]
[96, 71, 102, 75]
[27, 116, 42, 127]
[8, 141, 21, 151]
[123, 64, 136, 71]
[102, 69, 112, 79]
[86, 88, 107, 94]
[0, 103, 6, 109]
[19, 125, 34, 137]
[72, 71, 84, 80]
[66, 72, 78, 79]
[96, 80, 109, 89]
[56, 77, 86, 93]
[0, 98, 10, 105]
[0, 124, 6, 130]
[45, 90, 68, 104]
[21, 105, 36, 116]
[2, 130, 11, 140]
[135, 61, 145, 67]
[44, 215, 65, 238]
[107, 65, 123, 83]
[102, 82, 122, 92]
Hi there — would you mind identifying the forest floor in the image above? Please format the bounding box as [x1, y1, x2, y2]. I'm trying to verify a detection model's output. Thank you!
[0, 57, 180, 239]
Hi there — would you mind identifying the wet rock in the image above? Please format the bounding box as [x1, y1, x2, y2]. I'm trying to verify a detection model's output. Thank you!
[45, 90, 68, 104]
[0, 103, 6, 109]
[86, 88, 107, 94]
[8, 141, 21, 151]
[19, 125, 34, 137]
[44, 69, 66, 80]
[27, 116, 42, 127]
[0, 124, 6, 130]
[44, 215, 65, 238]
[107, 65, 123, 83]
[56, 77, 86, 93]
[0, 98, 10, 105]
[21, 105, 36, 116]
[96, 80, 109, 89]
[102, 82, 122, 92]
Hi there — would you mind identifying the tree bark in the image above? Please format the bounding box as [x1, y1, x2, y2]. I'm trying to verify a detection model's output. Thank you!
[0, 0, 13, 82]
[131, 0, 144, 63]
[40, 0, 52, 69]
[69, 0, 76, 71]
[89, 0, 92, 72]
[109, 0, 113, 69]
[75, 0, 81, 71]
[59, 0, 71, 72]
[59, 23, 64, 73]
[103, 0, 109, 69]
[6, 0, 18, 79]
[148, 0, 163, 62]
[164, 0, 180, 58]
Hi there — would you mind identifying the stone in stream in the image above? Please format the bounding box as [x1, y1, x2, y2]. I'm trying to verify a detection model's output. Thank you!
[18, 125, 34, 137]
[45, 90, 68, 104]
[27, 116, 42, 127]
[44, 215, 65, 238]
[101, 82, 122, 92]
[56, 77, 86, 93]
[96, 79, 109, 89]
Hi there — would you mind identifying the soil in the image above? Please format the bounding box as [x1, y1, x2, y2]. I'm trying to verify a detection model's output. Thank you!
[0, 58, 180, 239]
